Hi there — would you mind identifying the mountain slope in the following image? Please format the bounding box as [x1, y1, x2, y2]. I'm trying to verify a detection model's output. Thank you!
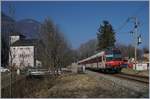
[16, 19, 41, 39]
[2, 12, 41, 39]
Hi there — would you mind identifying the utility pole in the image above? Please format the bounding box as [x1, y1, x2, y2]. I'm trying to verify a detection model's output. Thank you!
[129, 17, 141, 70]
[9, 4, 15, 98]
[134, 17, 138, 70]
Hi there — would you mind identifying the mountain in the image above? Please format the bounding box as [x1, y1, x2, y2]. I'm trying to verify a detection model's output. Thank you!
[1, 12, 16, 41]
[16, 19, 41, 39]
[1, 12, 15, 22]
[1, 12, 15, 66]
[1, 12, 41, 39]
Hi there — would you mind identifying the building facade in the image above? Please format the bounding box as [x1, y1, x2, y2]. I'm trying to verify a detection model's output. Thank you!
[9, 33, 41, 69]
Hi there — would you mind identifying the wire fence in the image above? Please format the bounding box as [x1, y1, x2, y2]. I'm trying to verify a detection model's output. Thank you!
[1, 68, 72, 98]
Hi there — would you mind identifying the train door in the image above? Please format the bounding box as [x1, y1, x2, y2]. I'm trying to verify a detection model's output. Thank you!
[101, 55, 106, 69]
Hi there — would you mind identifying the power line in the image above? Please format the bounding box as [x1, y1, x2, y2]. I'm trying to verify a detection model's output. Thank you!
[115, 18, 130, 32]
[115, 3, 146, 33]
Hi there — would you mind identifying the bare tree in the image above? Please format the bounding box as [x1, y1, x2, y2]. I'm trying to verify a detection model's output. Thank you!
[19, 51, 26, 69]
[116, 43, 142, 60]
[55, 31, 74, 72]
[77, 39, 97, 60]
[38, 18, 73, 76]
[143, 47, 149, 53]
[9, 47, 17, 69]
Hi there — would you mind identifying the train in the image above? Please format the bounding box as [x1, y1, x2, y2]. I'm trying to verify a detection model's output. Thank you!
[78, 48, 125, 73]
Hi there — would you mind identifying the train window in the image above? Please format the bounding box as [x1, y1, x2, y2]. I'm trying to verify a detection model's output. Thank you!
[113, 50, 121, 54]
[105, 51, 112, 54]
[105, 49, 121, 54]
[114, 54, 121, 58]
[113, 58, 122, 61]
[106, 57, 113, 61]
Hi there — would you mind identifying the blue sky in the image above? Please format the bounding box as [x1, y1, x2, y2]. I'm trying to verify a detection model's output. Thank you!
[2, 1, 149, 49]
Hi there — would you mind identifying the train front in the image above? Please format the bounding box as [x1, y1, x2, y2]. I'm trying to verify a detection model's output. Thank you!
[105, 49, 123, 72]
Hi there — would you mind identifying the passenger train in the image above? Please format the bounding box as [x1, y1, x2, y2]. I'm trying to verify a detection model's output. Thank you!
[78, 48, 124, 72]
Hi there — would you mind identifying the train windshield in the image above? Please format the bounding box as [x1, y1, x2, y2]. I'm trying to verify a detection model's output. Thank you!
[105, 50, 122, 61]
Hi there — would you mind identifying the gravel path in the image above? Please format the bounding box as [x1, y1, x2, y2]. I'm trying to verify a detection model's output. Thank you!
[86, 70, 149, 98]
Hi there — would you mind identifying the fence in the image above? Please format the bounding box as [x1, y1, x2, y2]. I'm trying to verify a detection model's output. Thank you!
[1, 71, 55, 98]
[1, 72, 27, 97]
[133, 63, 149, 71]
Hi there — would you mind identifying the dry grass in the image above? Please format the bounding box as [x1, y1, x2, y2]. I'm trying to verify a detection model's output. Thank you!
[43, 73, 148, 98]
[121, 68, 149, 76]
[121, 68, 139, 74]
[3, 72, 148, 98]
[38, 73, 134, 98]
[35, 74, 101, 98]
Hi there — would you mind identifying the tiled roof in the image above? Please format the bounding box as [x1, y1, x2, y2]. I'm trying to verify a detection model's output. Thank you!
[10, 32, 21, 35]
[10, 32, 26, 37]
[11, 39, 38, 46]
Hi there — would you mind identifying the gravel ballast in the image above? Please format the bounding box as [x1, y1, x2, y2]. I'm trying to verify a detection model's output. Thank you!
[86, 70, 149, 98]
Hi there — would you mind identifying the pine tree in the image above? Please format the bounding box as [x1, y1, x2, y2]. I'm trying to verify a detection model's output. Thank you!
[97, 20, 116, 51]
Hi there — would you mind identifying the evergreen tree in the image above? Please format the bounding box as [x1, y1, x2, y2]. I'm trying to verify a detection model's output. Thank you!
[97, 20, 116, 51]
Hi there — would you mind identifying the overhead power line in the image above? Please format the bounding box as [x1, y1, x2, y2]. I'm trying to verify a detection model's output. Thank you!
[115, 3, 146, 33]
[115, 18, 130, 32]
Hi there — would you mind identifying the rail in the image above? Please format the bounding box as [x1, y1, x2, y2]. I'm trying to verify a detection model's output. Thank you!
[87, 68, 149, 84]
[113, 73, 149, 84]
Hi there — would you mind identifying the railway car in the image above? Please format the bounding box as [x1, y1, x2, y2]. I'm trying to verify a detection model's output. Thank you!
[78, 48, 124, 72]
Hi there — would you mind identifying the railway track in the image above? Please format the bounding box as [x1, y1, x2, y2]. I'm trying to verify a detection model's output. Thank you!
[113, 73, 149, 84]
[87, 68, 149, 84]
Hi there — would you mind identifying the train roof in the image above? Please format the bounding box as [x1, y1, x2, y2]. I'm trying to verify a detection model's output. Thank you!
[78, 51, 105, 64]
